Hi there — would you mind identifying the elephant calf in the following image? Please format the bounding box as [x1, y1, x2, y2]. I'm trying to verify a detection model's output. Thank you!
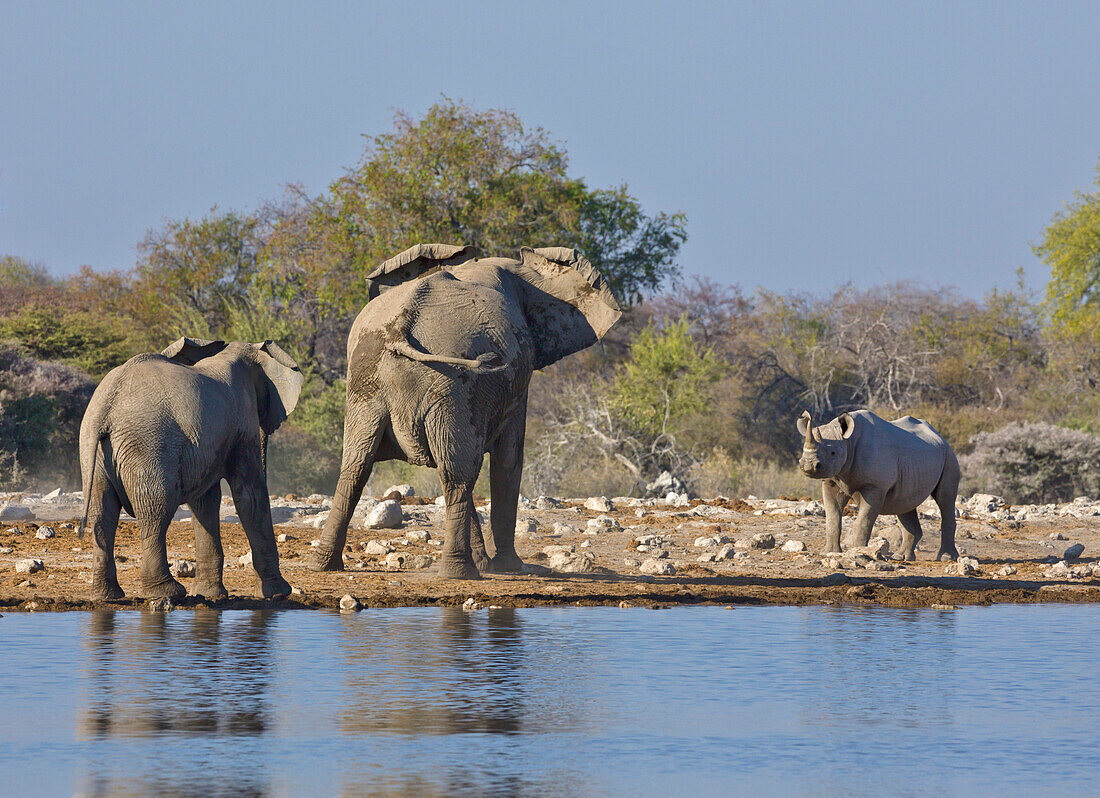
[797, 409, 960, 561]
[78, 338, 302, 600]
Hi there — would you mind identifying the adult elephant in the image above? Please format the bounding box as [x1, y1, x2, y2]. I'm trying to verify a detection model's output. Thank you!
[310, 244, 622, 579]
[79, 339, 302, 600]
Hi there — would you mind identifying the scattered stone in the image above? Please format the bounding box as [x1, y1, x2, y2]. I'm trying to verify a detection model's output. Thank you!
[586, 515, 621, 533]
[365, 500, 403, 529]
[0, 503, 34, 521]
[552, 522, 580, 536]
[4, 527, 19, 536]
[781, 539, 806, 553]
[383, 484, 415, 498]
[639, 558, 675, 576]
[515, 518, 539, 536]
[750, 533, 775, 550]
[931, 603, 956, 610]
[967, 494, 1005, 513]
[821, 557, 841, 569]
[734, 538, 751, 550]
[951, 556, 980, 576]
[857, 536, 891, 560]
[548, 550, 599, 573]
[584, 496, 614, 513]
[996, 565, 1017, 576]
[405, 530, 431, 543]
[1045, 560, 1072, 579]
[290, 586, 303, 597]
[17, 580, 32, 588]
[714, 545, 738, 561]
[277, 533, 297, 543]
[362, 539, 394, 556]
[618, 600, 634, 608]
[35, 526, 56, 540]
[170, 560, 196, 578]
[1064, 543, 1086, 560]
[1049, 532, 1068, 541]
[15, 559, 44, 574]
[339, 594, 362, 611]
[535, 496, 561, 510]
[462, 597, 482, 611]
[645, 470, 687, 498]
[698, 552, 718, 563]
[383, 552, 433, 570]
[44, 488, 62, 499]
[238, 550, 253, 567]
[147, 597, 174, 612]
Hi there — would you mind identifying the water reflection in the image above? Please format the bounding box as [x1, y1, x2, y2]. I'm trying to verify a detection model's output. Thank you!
[77, 609, 274, 797]
[339, 607, 530, 736]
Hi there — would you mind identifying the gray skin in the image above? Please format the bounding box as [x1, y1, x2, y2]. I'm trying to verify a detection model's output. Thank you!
[78, 339, 303, 601]
[310, 243, 621, 580]
[796, 409, 960, 561]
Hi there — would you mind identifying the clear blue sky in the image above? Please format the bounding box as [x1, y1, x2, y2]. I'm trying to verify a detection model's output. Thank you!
[2, 0, 1099, 296]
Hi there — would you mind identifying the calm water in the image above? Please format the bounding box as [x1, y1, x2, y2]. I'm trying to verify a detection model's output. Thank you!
[1, 605, 1098, 797]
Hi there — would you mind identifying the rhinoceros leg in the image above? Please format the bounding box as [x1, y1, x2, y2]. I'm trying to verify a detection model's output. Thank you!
[932, 460, 960, 561]
[851, 487, 883, 547]
[821, 480, 850, 554]
[896, 510, 923, 561]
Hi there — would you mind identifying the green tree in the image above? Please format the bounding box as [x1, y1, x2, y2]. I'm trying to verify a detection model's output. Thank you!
[1037, 161, 1100, 327]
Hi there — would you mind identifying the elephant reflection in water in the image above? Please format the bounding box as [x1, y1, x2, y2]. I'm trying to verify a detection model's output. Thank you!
[339, 608, 527, 736]
[78, 610, 274, 797]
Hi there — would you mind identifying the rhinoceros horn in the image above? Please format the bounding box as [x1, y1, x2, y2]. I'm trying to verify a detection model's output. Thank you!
[801, 411, 817, 452]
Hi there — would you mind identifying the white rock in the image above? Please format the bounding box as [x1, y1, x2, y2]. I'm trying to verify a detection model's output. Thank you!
[170, 560, 196, 578]
[405, 530, 431, 543]
[1045, 560, 1072, 579]
[339, 594, 362, 611]
[952, 556, 979, 576]
[4, 527, 19, 536]
[35, 526, 57, 539]
[516, 518, 539, 536]
[384, 552, 433, 570]
[238, 550, 253, 567]
[0, 547, 12, 554]
[750, 533, 775, 550]
[535, 496, 561, 510]
[584, 496, 614, 512]
[148, 597, 174, 612]
[854, 536, 890, 560]
[15, 558, 43, 574]
[586, 515, 621, 534]
[365, 500, 403, 529]
[639, 558, 675, 576]
[277, 533, 296, 543]
[435, 496, 447, 507]
[548, 550, 599, 573]
[462, 597, 482, 611]
[781, 539, 807, 553]
[44, 488, 62, 499]
[383, 484, 415, 498]
[698, 552, 718, 563]
[967, 494, 1005, 513]
[996, 565, 1017, 576]
[362, 539, 394, 556]
[694, 536, 716, 548]
[552, 523, 580, 536]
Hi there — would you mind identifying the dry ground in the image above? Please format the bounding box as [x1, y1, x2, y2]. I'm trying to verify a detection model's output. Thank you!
[4, 495, 1100, 612]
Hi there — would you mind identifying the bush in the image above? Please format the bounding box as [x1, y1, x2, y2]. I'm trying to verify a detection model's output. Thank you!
[0, 342, 94, 490]
[961, 422, 1100, 504]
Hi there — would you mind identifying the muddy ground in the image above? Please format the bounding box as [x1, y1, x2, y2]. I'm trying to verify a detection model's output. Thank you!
[4, 492, 1100, 612]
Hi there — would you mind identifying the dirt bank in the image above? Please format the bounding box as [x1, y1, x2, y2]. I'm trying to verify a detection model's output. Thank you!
[3, 493, 1100, 611]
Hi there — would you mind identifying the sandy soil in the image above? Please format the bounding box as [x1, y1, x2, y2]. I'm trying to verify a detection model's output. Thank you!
[4, 493, 1100, 612]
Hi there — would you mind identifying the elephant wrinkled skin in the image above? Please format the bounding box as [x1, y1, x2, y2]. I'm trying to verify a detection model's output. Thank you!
[78, 339, 303, 600]
[797, 409, 960, 561]
[310, 244, 622, 579]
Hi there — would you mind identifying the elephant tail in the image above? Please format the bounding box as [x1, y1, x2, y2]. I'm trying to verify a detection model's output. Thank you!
[78, 434, 105, 540]
[388, 340, 508, 373]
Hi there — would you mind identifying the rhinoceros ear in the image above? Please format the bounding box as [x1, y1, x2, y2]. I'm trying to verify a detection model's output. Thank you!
[838, 413, 857, 439]
[162, 338, 228, 365]
[796, 411, 812, 438]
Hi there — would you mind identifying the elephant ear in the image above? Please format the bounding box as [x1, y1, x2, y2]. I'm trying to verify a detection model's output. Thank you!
[364, 243, 475, 300]
[511, 247, 623, 369]
[250, 341, 304, 434]
[162, 337, 228, 365]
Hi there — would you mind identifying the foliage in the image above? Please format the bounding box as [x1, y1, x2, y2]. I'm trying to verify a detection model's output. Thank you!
[0, 305, 137, 379]
[0, 342, 94, 490]
[1037, 161, 1100, 327]
[961, 422, 1100, 504]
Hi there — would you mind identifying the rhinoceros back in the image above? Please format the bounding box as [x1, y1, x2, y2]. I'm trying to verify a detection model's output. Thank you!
[876, 414, 952, 514]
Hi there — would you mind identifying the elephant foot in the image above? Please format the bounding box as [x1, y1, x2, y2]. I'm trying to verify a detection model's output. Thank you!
[936, 546, 959, 562]
[473, 552, 492, 573]
[256, 574, 293, 599]
[487, 552, 525, 574]
[822, 549, 843, 556]
[142, 576, 187, 600]
[191, 580, 229, 601]
[309, 547, 345, 572]
[897, 549, 916, 562]
[92, 580, 125, 601]
[440, 556, 481, 580]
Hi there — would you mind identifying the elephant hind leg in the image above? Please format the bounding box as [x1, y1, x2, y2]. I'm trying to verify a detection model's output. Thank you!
[135, 505, 186, 600]
[88, 470, 124, 601]
[311, 401, 385, 572]
[189, 483, 228, 600]
[437, 473, 482, 580]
